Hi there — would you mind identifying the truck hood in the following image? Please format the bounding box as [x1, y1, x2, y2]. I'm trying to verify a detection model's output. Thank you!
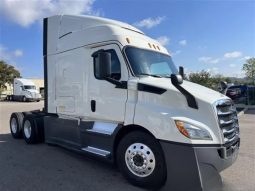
[26, 89, 40, 94]
[138, 77, 228, 104]
[135, 76, 228, 145]
[180, 80, 228, 104]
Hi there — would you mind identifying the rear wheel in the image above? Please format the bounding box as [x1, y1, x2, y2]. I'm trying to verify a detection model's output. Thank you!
[22, 115, 44, 144]
[9, 95, 13, 101]
[10, 113, 24, 138]
[117, 131, 166, 189]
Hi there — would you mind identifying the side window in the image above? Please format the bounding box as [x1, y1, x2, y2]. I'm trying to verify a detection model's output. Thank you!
[94, 49, 121, 80]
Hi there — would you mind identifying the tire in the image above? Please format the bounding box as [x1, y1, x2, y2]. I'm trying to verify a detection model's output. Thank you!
[36, 100, 40, 102]
[117, 131, 167, 189]
[10, 112, 24, 138]
[6, 96, 9, 101]
[9, 95, 13, 101]
[22, 96, 27, 102]
[22, 114, 44, 144]
[35, 116, 44, 142]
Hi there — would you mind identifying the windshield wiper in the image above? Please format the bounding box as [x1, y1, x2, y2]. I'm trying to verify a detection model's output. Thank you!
[139, 73, 162, 78]
[162, 74, 171, 78]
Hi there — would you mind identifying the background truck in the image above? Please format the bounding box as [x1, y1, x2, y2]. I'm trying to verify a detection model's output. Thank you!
[6, 78, 41, 102]
[9, 15, 240, 191]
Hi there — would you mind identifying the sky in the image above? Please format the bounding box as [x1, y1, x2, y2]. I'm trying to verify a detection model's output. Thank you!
[0, 0, 254, 78]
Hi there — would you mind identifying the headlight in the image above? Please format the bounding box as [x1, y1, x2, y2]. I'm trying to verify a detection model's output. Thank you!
[175, 120, 212, 140]
[26, 91, 32, 97]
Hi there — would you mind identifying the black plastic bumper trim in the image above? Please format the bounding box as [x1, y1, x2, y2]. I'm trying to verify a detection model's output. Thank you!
[159, 139, 222, 148]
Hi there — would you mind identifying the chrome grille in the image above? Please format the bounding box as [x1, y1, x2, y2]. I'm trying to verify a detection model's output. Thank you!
[215, 99, 240, 145]
[35, 93, 40, 98]
[31, 92, 40, 98]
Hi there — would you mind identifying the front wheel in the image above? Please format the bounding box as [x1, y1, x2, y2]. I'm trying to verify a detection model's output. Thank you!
[22, 96, 27, 102]
[117, 131, 166, 189]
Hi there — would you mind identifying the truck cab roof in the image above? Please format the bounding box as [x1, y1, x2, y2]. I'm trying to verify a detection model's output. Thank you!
[57, 15, 144, 36]
[45, 15, 168, 56]
[14, 78, 35, 86]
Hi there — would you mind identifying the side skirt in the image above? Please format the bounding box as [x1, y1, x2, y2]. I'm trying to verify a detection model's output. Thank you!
[44, 115, 122, 162]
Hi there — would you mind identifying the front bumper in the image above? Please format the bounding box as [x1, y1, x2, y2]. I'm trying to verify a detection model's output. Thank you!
[159, 139, 240, 191]
[27, 98, 40, 102]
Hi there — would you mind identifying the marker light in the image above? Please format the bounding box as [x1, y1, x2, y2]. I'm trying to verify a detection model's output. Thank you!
[175, 121, 190, 138]
[148, 43, 152, 48]
[126, 38, 130, 44]
[175, 120, 212, 140]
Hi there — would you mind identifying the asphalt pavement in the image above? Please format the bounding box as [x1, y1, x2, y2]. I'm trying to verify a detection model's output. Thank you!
[0, 101, 254, 191]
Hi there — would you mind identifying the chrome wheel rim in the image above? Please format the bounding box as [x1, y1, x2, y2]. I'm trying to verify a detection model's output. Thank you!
[125, 143, 156, 177]
[24, 120, 32, 138]
[11, 118, 18, 134]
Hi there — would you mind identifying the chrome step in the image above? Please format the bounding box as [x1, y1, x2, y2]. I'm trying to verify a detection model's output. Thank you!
[81, 146, 110, 157]
[86, 122, 118, 135]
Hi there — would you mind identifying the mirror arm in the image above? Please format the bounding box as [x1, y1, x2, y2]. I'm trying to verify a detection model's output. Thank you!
[104, 77, 127, 89]
[105, 77, 123, 87]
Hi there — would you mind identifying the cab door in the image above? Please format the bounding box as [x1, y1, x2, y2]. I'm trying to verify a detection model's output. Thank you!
[88, 44, 128, 123]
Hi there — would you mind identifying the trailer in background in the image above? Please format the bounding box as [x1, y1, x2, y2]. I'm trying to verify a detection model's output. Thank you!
[6, 78, 42, 102]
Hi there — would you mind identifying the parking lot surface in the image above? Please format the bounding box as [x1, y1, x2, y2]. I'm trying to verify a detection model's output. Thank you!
[0, 101, 254, 191]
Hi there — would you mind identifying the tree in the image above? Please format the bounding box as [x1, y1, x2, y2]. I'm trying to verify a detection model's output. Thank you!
[242, 58, 255, 85]
[0, 60, 21, 93]
[210, 74, 231, 90]
[188, 70, 214, 89]
[188, 71, 233, 90]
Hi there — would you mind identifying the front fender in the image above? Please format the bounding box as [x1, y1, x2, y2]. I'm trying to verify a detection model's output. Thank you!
[133, 92, 222, 144]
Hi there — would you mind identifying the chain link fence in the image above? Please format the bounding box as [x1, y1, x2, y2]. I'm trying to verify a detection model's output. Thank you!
[227, 85, 255, 105]
[247, 86, 255, 105]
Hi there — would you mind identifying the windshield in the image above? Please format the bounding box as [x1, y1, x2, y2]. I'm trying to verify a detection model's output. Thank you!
[125, 47, 178, 77]
[24, 85, 36, 90]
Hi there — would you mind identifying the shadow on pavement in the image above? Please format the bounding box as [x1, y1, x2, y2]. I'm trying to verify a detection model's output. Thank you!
[244, 108, 255, 114]
[0, 133, 144, 191]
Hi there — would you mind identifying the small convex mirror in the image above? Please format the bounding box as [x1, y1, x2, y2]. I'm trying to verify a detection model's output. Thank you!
[171, 74, 183, 85]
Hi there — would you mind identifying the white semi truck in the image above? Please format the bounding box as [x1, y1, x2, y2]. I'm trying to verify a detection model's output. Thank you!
[9, 15, 240, 191]
[6, 78, 41, 102]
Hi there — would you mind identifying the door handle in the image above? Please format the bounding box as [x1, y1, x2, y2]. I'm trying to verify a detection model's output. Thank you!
[91, 100, 96, 112]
